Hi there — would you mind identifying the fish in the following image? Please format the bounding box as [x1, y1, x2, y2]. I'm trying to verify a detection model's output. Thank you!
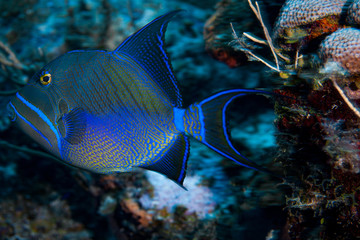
[8, 10, 273, 188]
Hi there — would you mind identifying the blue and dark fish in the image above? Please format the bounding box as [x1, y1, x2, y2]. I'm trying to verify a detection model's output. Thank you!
[8, 11, 273, 188]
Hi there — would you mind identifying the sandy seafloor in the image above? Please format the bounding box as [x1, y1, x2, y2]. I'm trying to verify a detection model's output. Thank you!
[0, 0, 286, 239]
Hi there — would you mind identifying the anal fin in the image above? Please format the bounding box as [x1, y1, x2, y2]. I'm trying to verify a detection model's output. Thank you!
[142, 133, 189, 189]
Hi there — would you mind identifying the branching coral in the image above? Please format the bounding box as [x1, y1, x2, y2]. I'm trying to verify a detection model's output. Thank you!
[0, 41, 25, 71]
[204, 0, 262, 67]
[0, 40, 28, 96]
[218, 0, 360, 238]
[229, 0, 284, 72]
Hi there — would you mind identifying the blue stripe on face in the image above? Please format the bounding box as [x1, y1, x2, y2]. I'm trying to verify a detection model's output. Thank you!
[9, 102, 52, 148]
[16, 92, 62, 156]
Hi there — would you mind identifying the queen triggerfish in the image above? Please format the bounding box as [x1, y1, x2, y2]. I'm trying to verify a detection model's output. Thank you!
[8, 11, 273, 188]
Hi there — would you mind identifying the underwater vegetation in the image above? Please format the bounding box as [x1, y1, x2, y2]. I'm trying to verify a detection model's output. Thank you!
[209, 0, 360, 239]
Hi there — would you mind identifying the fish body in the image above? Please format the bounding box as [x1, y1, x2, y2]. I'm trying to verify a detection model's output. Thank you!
[9, 11, 271, 187]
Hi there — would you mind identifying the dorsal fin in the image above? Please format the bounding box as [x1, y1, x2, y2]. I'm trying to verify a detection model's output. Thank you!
[113, 10, 183, 107]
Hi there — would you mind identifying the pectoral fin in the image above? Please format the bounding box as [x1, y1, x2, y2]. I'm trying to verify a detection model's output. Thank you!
[57, 107, 87, 145]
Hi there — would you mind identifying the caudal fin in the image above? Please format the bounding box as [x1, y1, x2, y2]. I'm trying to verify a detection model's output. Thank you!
[182, 89, 277, 175]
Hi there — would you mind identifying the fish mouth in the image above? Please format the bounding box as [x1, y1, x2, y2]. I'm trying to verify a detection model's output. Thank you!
[10, 92, 61, 154]
[10, 94, 53, 149]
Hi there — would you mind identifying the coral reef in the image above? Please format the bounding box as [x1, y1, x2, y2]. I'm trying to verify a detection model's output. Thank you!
[347, 0, 360, 26]
[0, 195, 92, 239]
[319, 28, 360, 75]
[203, 0, 257, 67]
[224, 0, 360, 238]
[273, 0, 347, 54]
[204, 0, 284, 68]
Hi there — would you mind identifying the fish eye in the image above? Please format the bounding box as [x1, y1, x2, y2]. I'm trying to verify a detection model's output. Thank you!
[40, 71, 52, 86]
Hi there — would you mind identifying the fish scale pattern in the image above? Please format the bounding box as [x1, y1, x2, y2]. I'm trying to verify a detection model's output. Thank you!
[319, 28, 360, 75]
[273, 0, 347, 37]
[52, 51, 179, 173]
[61, 114, 177, 173]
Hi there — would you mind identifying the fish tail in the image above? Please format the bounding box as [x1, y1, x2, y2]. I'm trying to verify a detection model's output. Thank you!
[176, 89, 279, 176]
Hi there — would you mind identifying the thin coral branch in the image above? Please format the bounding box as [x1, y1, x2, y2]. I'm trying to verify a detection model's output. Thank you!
[230, 23, 280, 72]
[0, 41, 25, 70]
[331, 78, 360, 119]
[243, 32, 290, 62]
[231, 0, 285, 71]
[294, 49, 300, 69]
[248, 0, 280, 70]
[0, 54, 15, 67]
[276, 51, 290, 62]
[243, 32, 267, 45]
